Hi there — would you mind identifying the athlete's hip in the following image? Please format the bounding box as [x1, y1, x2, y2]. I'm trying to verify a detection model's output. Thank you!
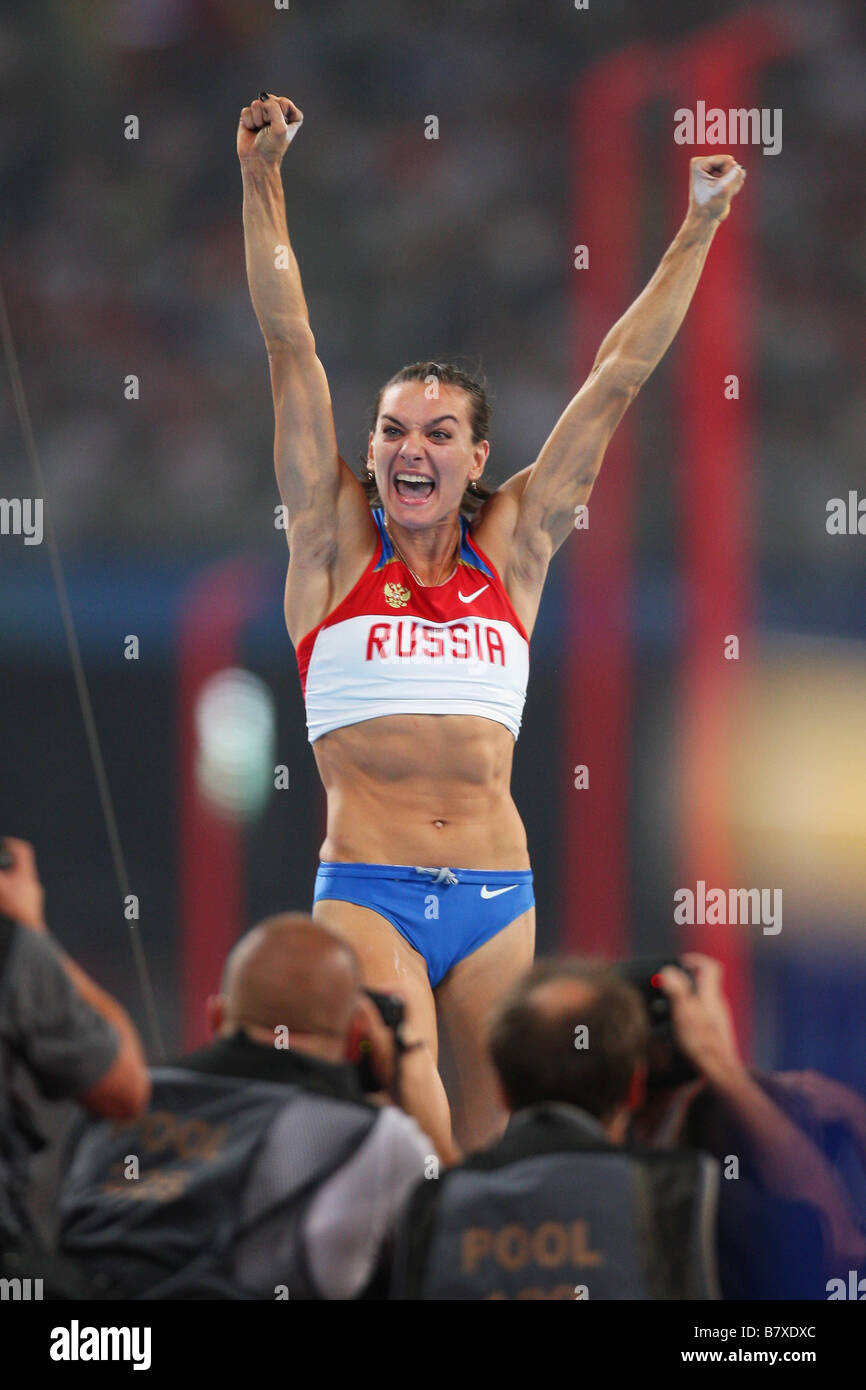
[314, 862, 534, 886]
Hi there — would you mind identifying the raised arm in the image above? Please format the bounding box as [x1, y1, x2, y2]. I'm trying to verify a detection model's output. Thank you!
[241, 96, 312, 339]
[239, 94, 372, 641]
[240, 96, 338, 513]
[490, 155, 745, 595]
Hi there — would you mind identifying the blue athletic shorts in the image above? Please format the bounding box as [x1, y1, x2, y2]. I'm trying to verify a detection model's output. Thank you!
[312, 862, 535, 988]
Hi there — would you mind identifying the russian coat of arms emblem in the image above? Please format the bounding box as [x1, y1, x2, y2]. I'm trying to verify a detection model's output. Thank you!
[384, 581, 411, 609]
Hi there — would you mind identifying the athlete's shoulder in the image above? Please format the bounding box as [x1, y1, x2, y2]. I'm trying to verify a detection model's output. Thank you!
[467, 483, 524, 580]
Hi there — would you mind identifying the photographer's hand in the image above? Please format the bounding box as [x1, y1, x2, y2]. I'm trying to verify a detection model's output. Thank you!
[0, 837, 47, 931]
[659, 953, 741, 1083]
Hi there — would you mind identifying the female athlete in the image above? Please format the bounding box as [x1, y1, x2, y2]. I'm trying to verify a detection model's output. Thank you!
[238, 92, 744, 1157]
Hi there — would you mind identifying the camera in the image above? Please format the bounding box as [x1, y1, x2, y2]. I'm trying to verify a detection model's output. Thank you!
[615, 956, 698, 1088]
[355, 989, 405, 1092]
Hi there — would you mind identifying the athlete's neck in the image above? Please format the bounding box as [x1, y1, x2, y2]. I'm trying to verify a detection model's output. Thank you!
[385, 511, 461, 587]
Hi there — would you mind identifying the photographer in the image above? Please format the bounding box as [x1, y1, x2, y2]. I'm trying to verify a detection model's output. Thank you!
[59, 913, 439, 1299]
[0, 837, 149, 1269]
[634, 954, 866, 1296]
[391, 953, 864, 1300]
[390, 960, 722, 1299]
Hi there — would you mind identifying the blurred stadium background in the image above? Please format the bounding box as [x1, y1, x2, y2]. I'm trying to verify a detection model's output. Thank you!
[1, 0, 864, 1100]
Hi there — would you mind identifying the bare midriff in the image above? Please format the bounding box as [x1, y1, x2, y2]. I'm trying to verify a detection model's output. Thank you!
[312, 713, 530, 871]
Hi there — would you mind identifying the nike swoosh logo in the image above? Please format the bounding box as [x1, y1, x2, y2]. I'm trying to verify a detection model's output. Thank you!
[458, 584, 489, 603]
[480, 884, 518, 899]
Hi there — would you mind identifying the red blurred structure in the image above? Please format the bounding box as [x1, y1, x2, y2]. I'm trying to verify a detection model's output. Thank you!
[564, 7, 801, 1052]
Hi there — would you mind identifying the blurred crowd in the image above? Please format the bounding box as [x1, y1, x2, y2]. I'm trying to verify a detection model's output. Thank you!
[0, 0, 863, 572]
[3, 833, 865, 1300]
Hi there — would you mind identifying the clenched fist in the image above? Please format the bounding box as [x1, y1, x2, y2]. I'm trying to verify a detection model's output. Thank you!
[689, 154, 746, 223]
[237, 93, 303, 164]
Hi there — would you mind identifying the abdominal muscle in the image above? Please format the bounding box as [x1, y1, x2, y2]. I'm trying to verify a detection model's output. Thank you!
[312, 712, 530, 870]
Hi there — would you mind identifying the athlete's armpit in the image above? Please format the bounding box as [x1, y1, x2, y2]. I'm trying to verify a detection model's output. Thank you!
[512, 363, 635, 557]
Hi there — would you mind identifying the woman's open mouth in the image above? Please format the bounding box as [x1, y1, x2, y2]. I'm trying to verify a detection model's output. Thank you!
[393, 471, 435, 502]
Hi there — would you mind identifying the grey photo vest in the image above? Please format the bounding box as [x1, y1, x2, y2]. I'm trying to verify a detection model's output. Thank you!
[391, 1104, 720, 1300]
[59, 1066, 378, 1299]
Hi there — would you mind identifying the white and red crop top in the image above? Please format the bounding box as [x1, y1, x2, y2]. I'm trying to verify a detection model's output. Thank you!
[296, 508, 530, 743]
